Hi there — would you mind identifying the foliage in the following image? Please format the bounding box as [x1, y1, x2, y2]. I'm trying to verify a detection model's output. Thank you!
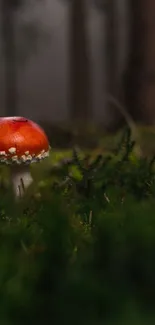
[0, 128, 155, 324]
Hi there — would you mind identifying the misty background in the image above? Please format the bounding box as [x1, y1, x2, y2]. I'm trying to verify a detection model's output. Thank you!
[0, 0, 153, 129]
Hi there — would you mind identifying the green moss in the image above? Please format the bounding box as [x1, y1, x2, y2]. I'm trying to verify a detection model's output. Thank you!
[0, 128, 155, 324]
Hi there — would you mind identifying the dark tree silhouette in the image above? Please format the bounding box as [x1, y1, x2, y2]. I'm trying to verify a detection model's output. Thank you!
[1, 0, 19, 116]
[124, 0, 155, 125]
[69, 0, 92, 123]
[93, 0, 123, 129]
[63, 0, 92, 123]
[1, 0, 48, 117]
[123, 0, 144, 123]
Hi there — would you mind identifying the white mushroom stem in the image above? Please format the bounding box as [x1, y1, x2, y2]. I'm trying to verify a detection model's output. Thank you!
[10, 165, 33, 198]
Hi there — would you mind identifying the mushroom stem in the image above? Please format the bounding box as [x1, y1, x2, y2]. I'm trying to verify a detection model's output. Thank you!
[10, 165, 33, 198]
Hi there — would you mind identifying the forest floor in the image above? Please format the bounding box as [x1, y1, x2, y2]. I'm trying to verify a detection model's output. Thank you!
[0, 126, 155, 324]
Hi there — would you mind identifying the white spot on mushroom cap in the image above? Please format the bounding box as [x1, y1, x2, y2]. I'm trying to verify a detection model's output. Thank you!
[0, 148, 50, 165]
[12, 155, 18, 161]
[8, 147, 16, 154]
[21, 155, 27, 162]
[44, 151, 49, 158]
[0, 151, 7, 156]
[27, 155, 32, 160]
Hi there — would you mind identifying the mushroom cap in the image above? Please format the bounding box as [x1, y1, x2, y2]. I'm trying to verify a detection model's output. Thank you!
[0, 117, 50, 165]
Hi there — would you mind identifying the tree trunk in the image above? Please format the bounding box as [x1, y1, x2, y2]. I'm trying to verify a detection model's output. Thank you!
[104, 0, 124, 130]
[1, 0, 18, 117]
[123, 0, 144, 122]
[124, 0, 155, 124]
[69, 0, 91, 124]
[140, 0, 155, 123]
[105, 0, 118, 96]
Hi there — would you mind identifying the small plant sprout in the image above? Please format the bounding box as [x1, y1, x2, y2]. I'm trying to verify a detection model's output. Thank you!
[0, 116, 50, 198]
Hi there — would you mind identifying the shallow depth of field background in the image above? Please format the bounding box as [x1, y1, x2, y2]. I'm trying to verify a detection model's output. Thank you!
[1, 1, 155, 325]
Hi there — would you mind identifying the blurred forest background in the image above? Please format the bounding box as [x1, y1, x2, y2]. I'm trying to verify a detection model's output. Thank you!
[0, 0, 154, 131]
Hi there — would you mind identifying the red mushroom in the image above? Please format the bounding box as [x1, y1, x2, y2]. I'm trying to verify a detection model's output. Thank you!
[0, 116, 50, 198]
